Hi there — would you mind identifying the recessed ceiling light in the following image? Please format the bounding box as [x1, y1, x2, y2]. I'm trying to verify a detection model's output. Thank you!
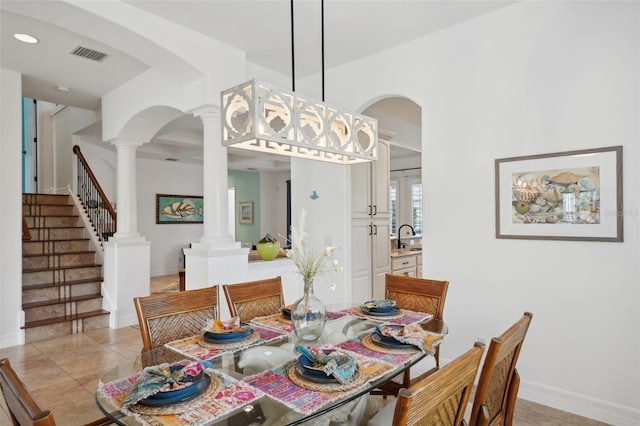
[56, 86, 70, 93]
[14, 33, 38, 44]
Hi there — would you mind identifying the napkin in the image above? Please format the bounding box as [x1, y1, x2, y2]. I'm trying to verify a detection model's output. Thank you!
[295, 346, 357, 385]
[203, 317, 248, 334]
[122, 361, 209, 409]
[376, 324, 444, 354]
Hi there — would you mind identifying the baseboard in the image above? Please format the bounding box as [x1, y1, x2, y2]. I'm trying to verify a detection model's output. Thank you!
[519, 379, 640, 426]
[114, 311, 139, 328]
[151, 268, 179, 277]
[0, 330, 24, 349]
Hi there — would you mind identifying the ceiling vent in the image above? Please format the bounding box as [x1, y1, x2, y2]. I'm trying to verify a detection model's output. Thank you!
[70, 46, 107, 62]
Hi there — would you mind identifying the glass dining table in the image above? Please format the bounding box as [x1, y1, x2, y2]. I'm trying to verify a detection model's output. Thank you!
[95, 306, 447, 426]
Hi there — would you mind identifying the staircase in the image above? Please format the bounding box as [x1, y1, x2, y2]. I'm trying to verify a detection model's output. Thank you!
[22, 193, 109, 343]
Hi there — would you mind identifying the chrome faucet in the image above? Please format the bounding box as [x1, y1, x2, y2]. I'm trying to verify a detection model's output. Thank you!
[397, 224, 415, 249]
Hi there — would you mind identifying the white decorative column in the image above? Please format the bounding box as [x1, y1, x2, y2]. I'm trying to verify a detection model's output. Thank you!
[184, 106, 249, 293]
[103, 138, 150, 328]
[112, 139, 144, 240]
[196, 107, 234, 245]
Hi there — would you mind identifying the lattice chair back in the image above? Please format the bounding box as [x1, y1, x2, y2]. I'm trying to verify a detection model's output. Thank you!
[223, 277, 284, 322]
[467, 312, 533, 426]
[398, 343, 482, 425]
[134, 286, 219, 352]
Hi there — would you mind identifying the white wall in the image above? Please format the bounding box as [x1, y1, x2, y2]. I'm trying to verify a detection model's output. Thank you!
[75, 141, 118, 202]
[136, 158, 204, 277]
[0, 68, 25, 347]
[290, 158, 350, 306]
[325, 2, 639, 424]
[51, 106, 100, 193]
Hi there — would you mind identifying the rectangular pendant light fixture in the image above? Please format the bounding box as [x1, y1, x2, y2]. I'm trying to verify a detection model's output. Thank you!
[221, 79, 378, 164]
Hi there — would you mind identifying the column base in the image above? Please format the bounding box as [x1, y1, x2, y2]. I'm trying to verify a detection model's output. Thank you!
[103, 239, 151, 328]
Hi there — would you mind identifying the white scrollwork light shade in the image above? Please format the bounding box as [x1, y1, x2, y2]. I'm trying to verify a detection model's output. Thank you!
[221, 80, 378, 164]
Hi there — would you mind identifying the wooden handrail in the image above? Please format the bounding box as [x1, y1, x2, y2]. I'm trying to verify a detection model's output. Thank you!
[73, 145, 116, 242]
[73, 145, 117, 221]
[22, 215, 32, 241]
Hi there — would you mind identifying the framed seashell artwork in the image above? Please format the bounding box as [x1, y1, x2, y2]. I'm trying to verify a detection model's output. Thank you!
[495, 146, 623, 242]
[156, 194, 204, 224]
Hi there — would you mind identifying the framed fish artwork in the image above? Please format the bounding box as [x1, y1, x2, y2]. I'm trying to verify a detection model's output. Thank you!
[495, 146, 623, 242]
[156, 194, 204, 224]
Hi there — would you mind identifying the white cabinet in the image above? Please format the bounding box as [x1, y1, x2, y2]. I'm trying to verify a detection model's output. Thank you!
[372, 221, 391, 299]
[390, 253, 422, 278]
[351, 142, 390, 220]
[351, 141, 391, 301]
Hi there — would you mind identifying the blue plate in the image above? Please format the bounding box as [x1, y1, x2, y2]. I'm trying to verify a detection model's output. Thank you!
[371, 332, 415, 349]
[363, 300, 397, 314]
[203, 329, 253, 344]
[138, 374, 211, 407]
[360, 305, 400, 317]
[297, 350, 334, 379]
[294, 362, 338, 384]
[203, 324, 252, 342]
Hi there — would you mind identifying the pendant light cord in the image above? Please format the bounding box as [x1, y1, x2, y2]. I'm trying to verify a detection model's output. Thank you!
[291, 0, 325, 100]
[291, 0, 295, 92]
[321, 0, 325, 101]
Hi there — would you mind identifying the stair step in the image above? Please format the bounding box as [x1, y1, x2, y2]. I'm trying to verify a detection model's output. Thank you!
[23, 264, 103, 286]
[23, 309, 110, 328]
[23, 262, 101, 273]
[23, 293, 103, 309]
[23, 280, 102, 304]
[22, 239, 91, 255]
[22, 194, 71, 206]
[23, 310, 110, 343]
[23, 204, 75, 217]
[23, 295, 104, 322]
[22, 251, 97, 270]
[27, 227, 86, 241]
[24, 215, 80, 228]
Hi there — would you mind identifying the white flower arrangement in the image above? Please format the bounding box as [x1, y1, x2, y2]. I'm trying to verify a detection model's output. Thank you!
[286, 209, 343, 289]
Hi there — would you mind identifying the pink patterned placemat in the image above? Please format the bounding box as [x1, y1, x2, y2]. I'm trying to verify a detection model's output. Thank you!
[165, 325, 287, 362]
[98, 368, 263, 426]
[251, 313, 293, 333]
[335, 335, 422, 365]
[251, 310, 352, 334]
[241, 347, 392, 415]
[326, 309, 351, 320]
[339, 307, 433, 325]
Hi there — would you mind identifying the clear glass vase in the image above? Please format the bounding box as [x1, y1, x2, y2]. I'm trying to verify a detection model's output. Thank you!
[291, 278, 326, 341]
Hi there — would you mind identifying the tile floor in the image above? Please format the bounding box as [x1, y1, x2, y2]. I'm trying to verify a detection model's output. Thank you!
[0, 275, 607, 425]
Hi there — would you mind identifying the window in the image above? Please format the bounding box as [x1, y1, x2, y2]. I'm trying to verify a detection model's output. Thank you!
[410, 182, 422, 234]
[390, 171, 421, 236]
[390, 181, 398, 235]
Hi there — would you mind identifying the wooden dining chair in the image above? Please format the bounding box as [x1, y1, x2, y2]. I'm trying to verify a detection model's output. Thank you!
[465, 312, 533, 426]
[133, 286, 219, 352]
[0, 358, 112, 426]
[375, 274, 449, 396]
[368, 342, 484, 426]
[222, 276, 285, 322]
